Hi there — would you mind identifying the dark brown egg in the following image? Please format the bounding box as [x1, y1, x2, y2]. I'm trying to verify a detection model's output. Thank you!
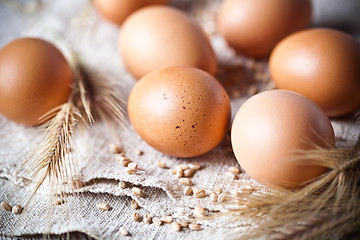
[0, 37, 73, 126]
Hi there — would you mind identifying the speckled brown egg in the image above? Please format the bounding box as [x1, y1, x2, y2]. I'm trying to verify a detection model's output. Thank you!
[217, 0, 312, 58]
[0, 37, 73, 126]
[93, 0, 169, 26]
[269, 28, 360, 117]
[119, 6, 217, 79]
[128, 67, 231, 158]
[231, 90, 335, 189]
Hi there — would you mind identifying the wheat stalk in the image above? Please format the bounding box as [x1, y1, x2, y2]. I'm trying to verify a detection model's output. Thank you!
[224, 134, 360, 240]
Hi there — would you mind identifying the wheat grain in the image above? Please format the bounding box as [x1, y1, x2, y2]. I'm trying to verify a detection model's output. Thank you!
[179, 178, 192, 186]
[130, 199, 139, 209]
[160, 216, 173, 223]
[128, 162, 138, 170]
[183, 169, 195, 177]
[171, 222, 181, 232]
[119, 181, 126, 189]
[12, 204, 22, 214]
[1, 201, 12, 211]
[98, 203, 111, 211]
[153, 217, 162, 226]
[189, 163, 201, 170]
[184, 186, 193, 196]
[109, 143, 123, 154]
[132, 187, 143, 196]
[143, 213, 152, 224]
[156, 161, 167, 168]
[132, 212, 140, 222]
[228, 166, 240, 174]
[189, 223, 202, 231]
[119, 227, 129, 236]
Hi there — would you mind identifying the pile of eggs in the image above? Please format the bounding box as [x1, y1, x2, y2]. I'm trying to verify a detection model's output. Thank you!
[0, 0, 359, 189]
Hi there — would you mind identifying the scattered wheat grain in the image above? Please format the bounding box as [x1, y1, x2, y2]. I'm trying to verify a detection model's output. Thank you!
[1, 201, 12, 211]
[143, 213, 152, 224]
[56, 198, 65, 205]
[228, 166, 240, 174]
[225, 171, 238, 180]
[194, 190, 206, 198]
[128, 162, 138, 170]
[130, 199, 139, 209]
[218, 192, 227, 202]
[160, 215, 173, 223]
[12, 204, 22, 214]
[188, 163, 201, 170]
[183, 169, 195, 178]
[132, 212, 140, 222]
[189, 223, 202, 231]
[194, 206, 205, 215]
[153, 217, 162, 226]
[184, 186, 193, 196]
[119, 227, 129, 236]
[156, 161, 167, 168]
[210, 192, 218, 202]
[119, 181, 126, 189]
[179, 178, 192, 186]
[109, 143, 123, 154]
[171, 222, 181, 232]
[134, 149, 143, 156]
[132, 187, 143, 196]
[98, 203, 111, 211]
[176, 219, 188, 227]
[176, 164, 189, 171]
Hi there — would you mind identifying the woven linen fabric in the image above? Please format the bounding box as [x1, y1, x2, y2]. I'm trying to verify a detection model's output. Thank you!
[1, 0, 360, 239]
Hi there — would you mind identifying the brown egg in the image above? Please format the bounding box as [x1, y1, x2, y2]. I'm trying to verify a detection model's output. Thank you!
[269, 28, 360, 117]
[128, 67, 231, 158]
[93, 0, 169, 26]
[217, 0, 311, 58]
[0, 37, 73, 126]
[231, 90, 335, 189]
[119, 6, 217, 80]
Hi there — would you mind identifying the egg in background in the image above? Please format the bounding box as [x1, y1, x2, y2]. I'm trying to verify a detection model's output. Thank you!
[93, 0, 169, 26]
[269, 28, 360, 117]
[217, 0, 312, 58]
[119, 6, 217, 80]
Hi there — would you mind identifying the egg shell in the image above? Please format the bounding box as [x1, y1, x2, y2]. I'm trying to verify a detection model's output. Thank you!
[269, 28, 360, 117]
[128, 67, 231, 158]
[93, 0, 169, 26]
[217, 0, 311, 58]
[0, 37, 73, 126]
[231, 90, 335, 189]
[119, 6, 217, 79]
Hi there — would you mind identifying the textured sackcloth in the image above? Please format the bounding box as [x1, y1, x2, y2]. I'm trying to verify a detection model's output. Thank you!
[0, 0, 360, 239]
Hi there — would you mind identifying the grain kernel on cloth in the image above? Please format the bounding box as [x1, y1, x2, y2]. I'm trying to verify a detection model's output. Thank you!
[225, 171, 238, 180]
[119, 227, 129, 236]
[97, 203, 111, 211]
[188, 163, 201, 170]
[184, 186, 193, 196]
[119, 181, 126, 189]
[134, 149, 143, 156]
[156, 161, 167, 168]
[179, 178, 192, 186]
[132, 187, 143, 196]
[153, 217, 162, 226]
[11, 204, 21, 214]
[194, 206, 205, 215]
[132, 212, 140, 222]
[128, 162, 138, 170]
[189, 223, 202, 231]
[210, 192, 218, 202]
[183, 169, 195, 177]
[176, 164, 189, 171]
[130, 199, 139, 209]
[171, 222, 181, 232]
[177, 219, 188, 227]
[160, 215, 173, 223]
[143, 213, 152, 224]
[194, 190, 206, 198]
[228, 166, 241, 174]
[109, 143, 123, 154]
[1, 201, 12, 211]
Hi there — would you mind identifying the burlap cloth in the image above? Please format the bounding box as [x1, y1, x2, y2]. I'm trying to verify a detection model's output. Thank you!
[1, 0, 360, 239]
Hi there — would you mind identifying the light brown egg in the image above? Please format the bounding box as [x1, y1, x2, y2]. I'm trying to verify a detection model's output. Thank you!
[93, 0, 169, 26]
[0, 37, 73, 126]
[231, 90, 335, 189]
[128, 67, 231, 158]
[269, 28, 360, 117]
[119, 6, 217, 80]
[217, 0, 311, 58]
